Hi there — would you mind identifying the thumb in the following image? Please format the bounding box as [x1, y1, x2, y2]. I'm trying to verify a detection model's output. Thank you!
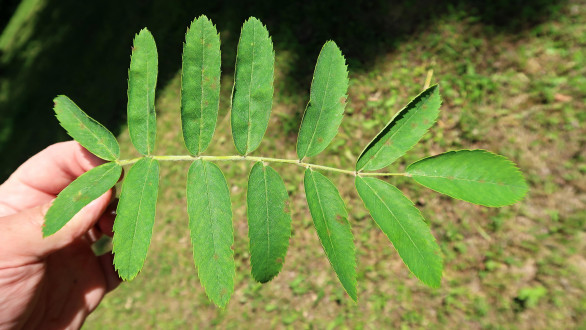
[0, 190, 112, 260]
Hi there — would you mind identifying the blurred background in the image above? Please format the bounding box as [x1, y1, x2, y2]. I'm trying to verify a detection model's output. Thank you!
[1, 0, 584, 328]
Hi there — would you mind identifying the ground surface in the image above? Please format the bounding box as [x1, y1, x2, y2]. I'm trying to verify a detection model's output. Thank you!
[1, 0, 585, 328]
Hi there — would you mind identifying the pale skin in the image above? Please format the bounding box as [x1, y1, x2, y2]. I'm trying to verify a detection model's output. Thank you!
[0, 141, 121, 329]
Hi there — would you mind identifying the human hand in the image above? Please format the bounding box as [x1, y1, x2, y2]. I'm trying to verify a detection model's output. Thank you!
[0, 141, 121, 329]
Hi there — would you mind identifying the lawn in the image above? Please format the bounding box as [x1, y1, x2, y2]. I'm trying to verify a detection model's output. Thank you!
[1, 0, 585, 328]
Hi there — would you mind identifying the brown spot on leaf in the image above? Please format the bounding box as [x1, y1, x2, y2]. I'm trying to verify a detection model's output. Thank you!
[211, 82, 217, 90]
[283, 200, 290, 214]
[447, 176, 454, 180]
[423, 119, 430, 125]
[384, 139, 393, 147]
[220, 287, 228, 296]
[411, 123, 418, 128]
[335, 214, 346, 224]
[317, 137, 323, 143]
[340, 97, 346, 105]
[422, 104, 428, 110]
[478, 179, 485, 183]
[275, 257, 283, 264]
[131, 46, 137, 52]
[213, 254, 219, 260]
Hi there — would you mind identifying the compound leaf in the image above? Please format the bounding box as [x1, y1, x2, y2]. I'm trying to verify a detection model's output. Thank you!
[113, 158, 160, 281]
[181, 15, 221, 155]
[44, 162, 121, 237]
[355, 176, 442, 287]
[296, 41, 348, 160]
[231, 17, 274, 155]
[406, 150, 528, 207]
[127, 28, 158, 155]
[247, 162, 292, 283]
[187, 160, 235, 308]
[53, 95, 120, 161]
[356, 85, 441, 171]
[304, 169, 357, 301]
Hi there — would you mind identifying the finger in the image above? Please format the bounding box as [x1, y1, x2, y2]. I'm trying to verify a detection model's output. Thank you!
[96, 200, 118, 237]
[0, 141, 105, 214]
[0, 189, 112, 262]
[98, 252, 122, 293]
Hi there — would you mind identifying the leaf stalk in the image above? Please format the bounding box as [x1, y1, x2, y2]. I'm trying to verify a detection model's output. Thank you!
[116, 155, 407, 177]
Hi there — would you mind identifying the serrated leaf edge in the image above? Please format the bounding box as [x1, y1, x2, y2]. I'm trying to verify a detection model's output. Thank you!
[230, 17, 275, 155]
[356, 84, 440, 171]
[53, 95, 119, 161]
[296, 41, 349, 160]
[355, 176, 443, 288]
[180, 15, 221, 155]
[406, 149, 529, 207]
[305, 169, 357, 301]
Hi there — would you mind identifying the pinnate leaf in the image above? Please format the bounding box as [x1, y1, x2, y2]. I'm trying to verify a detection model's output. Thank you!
[44, 162, 121, 237]
[247, 162, 292, 283]
[113, 158, 160, 280]
[127, 28, 158, 155]
[355, 176, 442, 287]
[304, 169, 357, 301]
[181, 15, 221, 155]
[406, 150, 528, 207]
[53, 95, 120, 161]
[296, 41, 348, 159]
[356, 85, 441, 171]
[231, 17, 275, 155]
[187, 160, 235, 308]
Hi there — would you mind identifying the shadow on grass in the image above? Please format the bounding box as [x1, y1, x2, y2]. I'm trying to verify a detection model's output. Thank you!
[0, 0, 565, 181]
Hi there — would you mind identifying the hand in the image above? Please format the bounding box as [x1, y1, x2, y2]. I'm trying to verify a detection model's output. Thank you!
[0, 141, 121, 329]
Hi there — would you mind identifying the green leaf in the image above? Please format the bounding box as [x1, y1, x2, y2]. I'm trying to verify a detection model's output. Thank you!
[247, 162, 292, 283]
[355, 176, 443, 287]
[356, 85, 441, 171]
[304, 169, 357, 301]
[53, 95, 120, 161]
[296, 41, 348, 160]
[187, 160, 235, 308]
[181, 15, 221, 155]
[406, 150, 528, 207]
[44, 162, 121, 237]
[113, 158, 160, 280]
[127, 28, 158, 155]
[231, 17, 275, 155]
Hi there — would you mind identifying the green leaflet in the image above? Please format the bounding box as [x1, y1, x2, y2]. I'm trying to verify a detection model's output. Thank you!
[296, 41, 348, 160]
[231, 17, 275, 155]
[304, 169, 357, 301]
[187, 160, 235, 308]
[356, 85, 441, 171]
[113, 158, 160, 281]
[53, 95, 120, 161]
[247, 162, 292, 283]
[43, 162, 121, 237]
[355, 176, 443, 288]
[127, 28, 158, 155]
[406, 150, 528, 207]
[181, 15, 221, 155]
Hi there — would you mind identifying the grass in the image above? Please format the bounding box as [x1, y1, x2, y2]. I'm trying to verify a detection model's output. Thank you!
[2, 0, 585, 328]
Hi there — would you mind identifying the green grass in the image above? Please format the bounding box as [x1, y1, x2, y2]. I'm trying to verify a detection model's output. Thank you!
[2, 0, 585, 328]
